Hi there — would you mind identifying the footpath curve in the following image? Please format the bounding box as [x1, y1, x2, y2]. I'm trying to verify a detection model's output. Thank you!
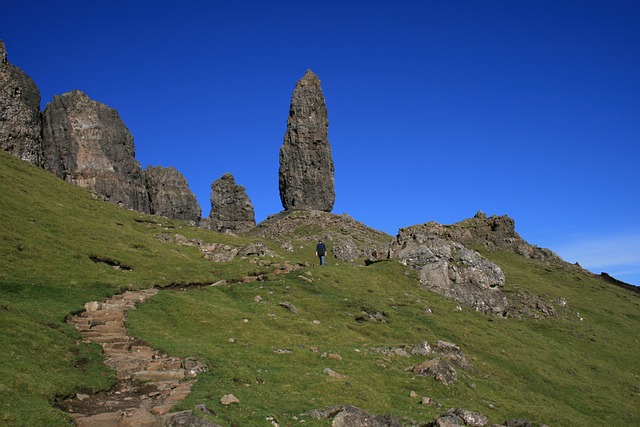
[59, 288, 213, 427]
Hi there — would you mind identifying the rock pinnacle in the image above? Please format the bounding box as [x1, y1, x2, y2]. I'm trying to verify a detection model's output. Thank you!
[279, 69, 335, 212]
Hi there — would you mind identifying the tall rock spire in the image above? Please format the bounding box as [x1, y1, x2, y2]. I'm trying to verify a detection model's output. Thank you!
[279, 70, 335, 212]
[0, 39, 43, 166]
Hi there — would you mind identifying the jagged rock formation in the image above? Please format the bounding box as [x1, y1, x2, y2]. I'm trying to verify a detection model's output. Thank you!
[0, 39, 43, 166]
[201, 173, 255, 233]
[144, 165, 201, 222]
[41, 90, 150, 213]
[422, 211, 560, 263]
[390, 226, 508, 316]
[279, 69, 335, 212]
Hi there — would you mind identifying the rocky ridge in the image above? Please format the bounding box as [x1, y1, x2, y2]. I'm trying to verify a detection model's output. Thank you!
[251, 209, 391, 262]
[279, 69, 335, 212]
[413, 211, 560, 263]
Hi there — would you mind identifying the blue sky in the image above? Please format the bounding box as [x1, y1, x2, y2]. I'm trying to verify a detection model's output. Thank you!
[2, 1, 639, 285]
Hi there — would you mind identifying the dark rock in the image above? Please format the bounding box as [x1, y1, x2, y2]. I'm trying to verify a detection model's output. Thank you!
[41, 90, 150, 213]
[304, 405, 401, 427]
[161, 410, 223, 426]
[202, 173, 255, 234]
[409, 358, 458, 386]
[427, 408, 489, 426]
[0, 39, 43, 166]
[237, 242, 275, 257]
[279, 69, 335, 212]
[390, 229, 508, 316]
[144, 165, 201, 222]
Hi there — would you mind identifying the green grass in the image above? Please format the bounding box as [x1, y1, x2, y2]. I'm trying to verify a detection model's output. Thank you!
[0, 151, 279, 425]
[1, 150, 639, 426]
[127, 259, 640, 426]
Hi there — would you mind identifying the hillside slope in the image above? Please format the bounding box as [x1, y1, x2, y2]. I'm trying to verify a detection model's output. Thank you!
[1, 150, 639, 426]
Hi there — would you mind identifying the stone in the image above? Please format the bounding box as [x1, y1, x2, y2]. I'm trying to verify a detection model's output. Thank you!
[305, 405, 401, 427]
[144, 165, 201, 222]
[0, 39, 43, 166]
[279, 70, 335, 212]
[41, 90, 150, 213]
[202, 173, 255, 233]
[433, 341, 474, 370]
[426, 408, 489, 427]
[121, 408, 156, 427]
[323, 368, 348, 380]
[390, 230, 508, 316]
[415, 212, 560, 263]
[279, 301, 299, 314]
[161, 410, 223, 426]
[409, 358, 458, 386]
[220, 394, 240, 405]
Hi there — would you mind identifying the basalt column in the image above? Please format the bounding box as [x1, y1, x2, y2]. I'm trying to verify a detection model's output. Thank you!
[279, 70, 335, 212]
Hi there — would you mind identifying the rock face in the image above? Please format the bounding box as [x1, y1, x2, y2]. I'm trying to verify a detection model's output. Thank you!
[0, 39, 43, 166]
[144, 165, 201, 222]
[41, 90, 150, 213]
[203, 173, 255, 233]
[279, 69, 335, 212]
[390, 226, 508, 316]
[423, 211, 560, 263]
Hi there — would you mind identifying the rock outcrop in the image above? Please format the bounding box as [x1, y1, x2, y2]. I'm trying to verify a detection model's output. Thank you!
[144, 165, 201, 222]
[41, 90, 150, 213]
[422, 211, 560, 263]
[0, 39, 43, 166]
[279, 69, 335, 212]
[390, 226, 508, 316]
[201, 173, 255, 233]
[251, 210, 391, 262]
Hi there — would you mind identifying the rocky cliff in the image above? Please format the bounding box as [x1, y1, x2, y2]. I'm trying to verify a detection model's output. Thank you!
[41, 90, 151, 213]
[144, 165, 201, 222]
[202, 173, 255, 234]
[279, 70, 335, 212]
[390, 228, 509, 316]
[410, 211, 560, 263]
[0, 40, 43, 166]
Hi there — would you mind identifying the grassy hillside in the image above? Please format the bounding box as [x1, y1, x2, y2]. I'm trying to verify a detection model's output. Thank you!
[1, 150, 639, 426]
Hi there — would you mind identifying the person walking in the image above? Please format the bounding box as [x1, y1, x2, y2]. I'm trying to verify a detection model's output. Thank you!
[315, 240, 327, 266]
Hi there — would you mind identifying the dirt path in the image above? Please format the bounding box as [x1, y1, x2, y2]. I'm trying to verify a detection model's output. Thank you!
[59, 289, 211, 427]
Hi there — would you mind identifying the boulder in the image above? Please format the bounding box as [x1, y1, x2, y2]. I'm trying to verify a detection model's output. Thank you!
[41, 90, 150, 213]
[202, 173, 255, 233]
[0, 39, 43, 166]
[144, 165, 201, 222]
[279, 69, 335, 212]
[427, 408, 489, 426]
[409, 358, 458, 386]
[390, 229, 508, 316]
[304, 405, 401, 427]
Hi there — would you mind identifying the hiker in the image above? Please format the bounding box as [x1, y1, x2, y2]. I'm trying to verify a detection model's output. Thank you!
[315, 240, 327, 266]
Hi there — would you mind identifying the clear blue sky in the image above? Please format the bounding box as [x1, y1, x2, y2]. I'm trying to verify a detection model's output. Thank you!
[2, 1, 639, 286]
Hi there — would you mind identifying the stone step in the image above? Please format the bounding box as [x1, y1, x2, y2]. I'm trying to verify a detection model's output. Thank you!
[133, 369, 185, 382]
